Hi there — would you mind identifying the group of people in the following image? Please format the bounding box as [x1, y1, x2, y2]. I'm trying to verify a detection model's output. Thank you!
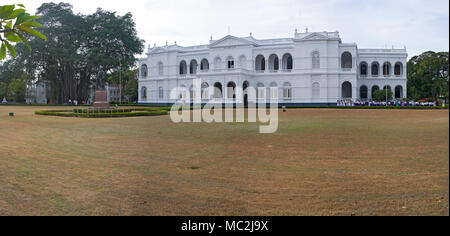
[68, 99, 89, 106]
[337, 100, 355, 106]
[337, 99, 440, 107]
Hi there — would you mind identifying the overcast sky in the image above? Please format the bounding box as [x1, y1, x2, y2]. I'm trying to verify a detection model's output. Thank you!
[4, 0, 449, 58]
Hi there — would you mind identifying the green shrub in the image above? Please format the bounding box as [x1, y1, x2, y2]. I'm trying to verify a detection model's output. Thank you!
[35, 108, 169, 118]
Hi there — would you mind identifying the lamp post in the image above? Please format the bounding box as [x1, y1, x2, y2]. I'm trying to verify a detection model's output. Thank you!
[119, 58, 122, 104]
[385, 79, 388, 106]
[385, 65, 388, 107]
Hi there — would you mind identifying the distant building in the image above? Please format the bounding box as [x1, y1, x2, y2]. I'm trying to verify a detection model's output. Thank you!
[106, 84, 121, 103]
[26, 81, 48, 104]
[138, 29, 407, 105]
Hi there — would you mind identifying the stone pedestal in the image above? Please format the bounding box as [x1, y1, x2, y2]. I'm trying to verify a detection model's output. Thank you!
[94, 90, 109, 108]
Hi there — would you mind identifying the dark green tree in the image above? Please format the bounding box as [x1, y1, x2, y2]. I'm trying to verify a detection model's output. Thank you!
[124, 77, 138, 102]
[407, 51, 449, 102]
[7, 77, 26, 102]
[373, 89, 393, 102]
[5, 2, 144, 104]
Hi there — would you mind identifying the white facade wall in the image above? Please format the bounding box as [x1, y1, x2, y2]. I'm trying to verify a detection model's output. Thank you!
[138, 31, 408, 105]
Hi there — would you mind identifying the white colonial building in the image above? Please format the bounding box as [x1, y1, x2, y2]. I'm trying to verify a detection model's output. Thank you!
[138, 30, 407, 106]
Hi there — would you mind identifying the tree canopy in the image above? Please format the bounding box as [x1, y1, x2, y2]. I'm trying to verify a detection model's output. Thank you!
[407, 51, 449, 102]
[373, 89, 393, 102]
[0, 2, 144, 104]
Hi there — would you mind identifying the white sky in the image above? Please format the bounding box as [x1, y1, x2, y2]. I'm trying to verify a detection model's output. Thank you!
[4, 0, 449, 58]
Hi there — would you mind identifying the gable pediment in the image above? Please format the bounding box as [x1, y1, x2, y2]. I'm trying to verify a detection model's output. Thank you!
[210, 35, 256, 48]
[148, 47, 168, 55]
[299, 33, 329, 41]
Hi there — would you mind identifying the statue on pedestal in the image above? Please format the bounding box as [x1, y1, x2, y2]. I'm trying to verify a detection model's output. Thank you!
[93, 65, 109, 108]
[95, 66, 106, 91]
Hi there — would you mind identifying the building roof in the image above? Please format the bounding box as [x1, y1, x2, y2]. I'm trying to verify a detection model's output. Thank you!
[145, 31, 343, 55]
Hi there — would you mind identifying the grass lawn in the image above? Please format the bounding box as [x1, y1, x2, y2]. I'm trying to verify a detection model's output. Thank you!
[0, 106, 448, 216]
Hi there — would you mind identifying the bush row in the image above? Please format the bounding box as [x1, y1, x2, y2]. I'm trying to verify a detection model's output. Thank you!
[35, 109, 168, 118]
[166, 105, 448, 110]
[73, 108, 134, 113]
[283, 105, 449, 110]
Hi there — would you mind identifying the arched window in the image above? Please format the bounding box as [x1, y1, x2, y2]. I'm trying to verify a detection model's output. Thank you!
[312, 51, 320, 69]
[256, 82, 265, 100]
[243, 81, 249, 91]
[158, 87, 163, 99]
[341, 82, 352, 98]
[341, 52, 352, 69]
[269, 82, 278, 99]
[227, 81, 236, 99]
[179, 61, 187, 75]
[141, 64, 148, 77]
[179, 85, 187, 100]
[395, 85, 403, 99]
[189, 85, 195, 101]
[214, 57, 222, 71]
[282, 53, 293, 71]
[226, 56, 234, 70]
[157, 62, 164, 76]
[283, 82, 292, 99]
[268, 54, 279, 72]
[312, 82, 320, 99]
[214, 82, 222, 99]
[255, 55, 265, 72]
[239, 55, 247, 69]
[201, 82, 209, 100]
[371, 62, 379, 76]
[200, 59, 209, 71]
[371, 85, 380, 99]
[383, 62, 391, 77]
[141, 86, 147, 100]
[360, 62, 368, 76]
[360, 86, 368, 100]
[190, 60, 198, 74]
[394, 62, 403, 76]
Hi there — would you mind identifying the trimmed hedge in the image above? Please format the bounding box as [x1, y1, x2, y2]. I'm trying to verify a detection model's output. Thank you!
[168, 105, 449, 110]
[73, 108, 134, 113]
[282, 105, 449, 110]
[35, 108, 168, 118]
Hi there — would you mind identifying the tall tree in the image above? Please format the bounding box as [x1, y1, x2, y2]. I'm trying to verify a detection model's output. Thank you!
[407, 51, 449, 102]
[5, 2, 144, 104]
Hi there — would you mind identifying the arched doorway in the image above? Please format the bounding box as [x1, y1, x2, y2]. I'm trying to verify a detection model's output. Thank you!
[214, 82, 223, 99]
[179, 61, 187, 75]
[371, 85, 380, 99]
[360, 86, 368, 100]
[200, 59, 209, 71]
[243, 81, 249, 106]
[255, 55, 265, 72]
[341, 82, 352, 98]
[282, 53, 293, 71]
[395, 86, 403, 99]
[268, 54, 279, 72]
[190, 60, 198, 74]
[227, 81, 236, 100]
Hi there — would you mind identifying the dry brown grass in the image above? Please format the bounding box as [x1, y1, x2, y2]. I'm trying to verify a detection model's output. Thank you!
[0, 106, 448, 216]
